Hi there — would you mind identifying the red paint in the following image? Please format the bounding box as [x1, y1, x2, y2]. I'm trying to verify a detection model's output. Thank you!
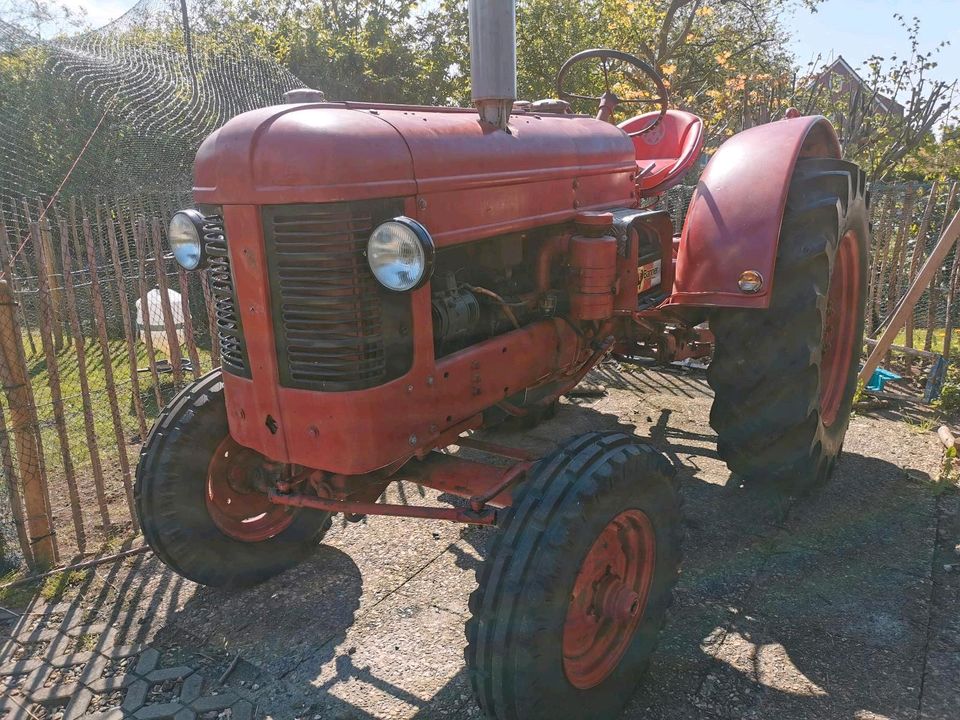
[205, 436, 297, 542]
[268, 490, 497, 525]
[568, 233, 618, 321]
[195, 103, 637, 246]
[562, 508, 656, 689]
[669, 115, 841, 308]
[820, 230, 862, 426]
[618, 110, 705, 195]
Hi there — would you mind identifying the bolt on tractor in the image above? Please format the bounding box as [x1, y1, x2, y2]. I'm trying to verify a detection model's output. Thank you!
[136, 1, 868, 717]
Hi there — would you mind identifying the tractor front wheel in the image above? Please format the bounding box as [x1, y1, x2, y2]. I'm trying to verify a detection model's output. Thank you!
[708, 157, 868, 494]
[465, 432, 681, 720]
[135, 370, 332, 588]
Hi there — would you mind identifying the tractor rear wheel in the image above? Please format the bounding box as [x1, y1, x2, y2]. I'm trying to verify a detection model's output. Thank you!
[708, 157, 868, 494]
[465, 432, 681, 720]
[135, 370, 332, 588]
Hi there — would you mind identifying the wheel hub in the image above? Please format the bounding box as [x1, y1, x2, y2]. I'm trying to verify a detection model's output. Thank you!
[820, 230, 861, 427]
[205, 436, 297, 543]
[562, 509, 656, 690]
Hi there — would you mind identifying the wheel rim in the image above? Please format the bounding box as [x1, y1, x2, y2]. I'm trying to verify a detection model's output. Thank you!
[562, 509, 656, 690]
[205, 436, 296, 542]
[820, 230, 861, 427]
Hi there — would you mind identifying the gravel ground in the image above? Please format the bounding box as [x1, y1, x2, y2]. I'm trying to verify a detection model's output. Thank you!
[3, 364, 957, 719]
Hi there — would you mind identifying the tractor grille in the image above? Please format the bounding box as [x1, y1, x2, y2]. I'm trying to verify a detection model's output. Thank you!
[204, 214, 250, 377]
[263, 203, 393, 391]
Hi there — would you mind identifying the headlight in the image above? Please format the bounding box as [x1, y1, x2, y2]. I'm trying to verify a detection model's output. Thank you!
[366, 217, 434, 291]
[168, 210, 206, 270]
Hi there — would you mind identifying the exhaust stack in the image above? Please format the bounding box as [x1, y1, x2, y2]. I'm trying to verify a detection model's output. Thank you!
[468, 0, 516, 130]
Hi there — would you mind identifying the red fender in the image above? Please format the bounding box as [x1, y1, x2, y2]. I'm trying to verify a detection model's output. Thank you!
[667, 115, 841, 308]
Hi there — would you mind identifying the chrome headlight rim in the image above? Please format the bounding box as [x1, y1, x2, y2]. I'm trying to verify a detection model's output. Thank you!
[366, 216, 435, 292]
[168, 209, 206, 271]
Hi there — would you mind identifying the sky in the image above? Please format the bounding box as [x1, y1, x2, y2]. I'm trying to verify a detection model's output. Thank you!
[53, 0, 960, 104]
[787, 0, 958, 104]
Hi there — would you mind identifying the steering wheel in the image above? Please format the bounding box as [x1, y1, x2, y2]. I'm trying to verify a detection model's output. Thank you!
[556, 48, 669, 136]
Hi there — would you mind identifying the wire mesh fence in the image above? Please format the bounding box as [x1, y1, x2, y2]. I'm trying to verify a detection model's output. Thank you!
[0, 196, 219, 571]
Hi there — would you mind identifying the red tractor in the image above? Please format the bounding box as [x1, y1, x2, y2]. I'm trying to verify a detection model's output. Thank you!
[136, 2, 868, 717]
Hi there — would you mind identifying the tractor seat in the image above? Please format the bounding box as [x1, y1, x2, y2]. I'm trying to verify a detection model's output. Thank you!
[618, 110, 704, 195]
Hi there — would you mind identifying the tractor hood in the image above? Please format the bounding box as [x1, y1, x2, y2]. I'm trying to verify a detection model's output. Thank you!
[193, 102, 638, 245]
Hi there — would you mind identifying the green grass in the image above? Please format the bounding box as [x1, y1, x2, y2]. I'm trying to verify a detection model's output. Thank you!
[891, 327, 960, 356]
[18, 331, 213, 472]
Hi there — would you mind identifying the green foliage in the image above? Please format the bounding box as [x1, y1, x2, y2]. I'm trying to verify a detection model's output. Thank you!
[935, 374, 960, 417]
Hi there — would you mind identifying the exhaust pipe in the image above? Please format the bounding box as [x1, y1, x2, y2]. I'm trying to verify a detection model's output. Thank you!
[468, 0, 516, 130]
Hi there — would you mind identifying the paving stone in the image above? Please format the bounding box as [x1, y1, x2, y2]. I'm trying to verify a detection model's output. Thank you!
[66, 623, 108, 638]
[78, 654, 108, 685]
[146, 665, 193, 683]
[88, 673, 135, 692]
[84, 711, 124, 720]
[134, 648, 160, 675]
[28, 681, 80, 703]
[101, 643, 143, 659]
[62, 687, 92, 720]
[191, 692, 238, 712]
[123, 679, 150, 712]
[173, 709, 196, 720]
[47, 650, 96, 668]
[0, 698, 31, 720]
[232, 700, 254, 720]
[179, 673, 203, 705]
[135, 702, 183, 719]
[0, 658, 42, 677]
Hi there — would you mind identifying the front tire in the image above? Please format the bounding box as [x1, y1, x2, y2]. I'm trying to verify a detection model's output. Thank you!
[135, 370, 332, 588]
[465, 432, 681, 720]
[708, 158, 868, 494]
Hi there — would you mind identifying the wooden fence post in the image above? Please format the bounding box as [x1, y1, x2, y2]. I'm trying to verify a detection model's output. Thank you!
[59, 219, 111, 531]
[106, 220, 149, 441]
[0, 280, 57, 567]
[929, 182, 958, 352]
[135, 218, 164, 408]
[178, 266, 202, 379]
[31, 221, 86, 553]
[150, 219, 184, 386]
[904, 182, 938, 350]
[84, 217, 138, 531]
[861, 206, 960, 385]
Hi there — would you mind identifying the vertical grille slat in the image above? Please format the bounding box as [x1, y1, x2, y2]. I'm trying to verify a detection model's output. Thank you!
[204, 214, 250, 377]
[264, 203, 392, 391]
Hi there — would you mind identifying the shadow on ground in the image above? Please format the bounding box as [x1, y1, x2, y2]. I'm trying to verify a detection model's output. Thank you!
[1, 367, 953, 719]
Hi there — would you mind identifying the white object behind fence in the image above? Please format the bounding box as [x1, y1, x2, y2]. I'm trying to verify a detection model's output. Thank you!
[136, 287, 185, 360]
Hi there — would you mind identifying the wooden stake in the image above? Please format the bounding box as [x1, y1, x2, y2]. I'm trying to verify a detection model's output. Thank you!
[938, 182, 960, 359]
[0, 280, 56, 567]
[31, 221, 85, 553]
[861, 206, 960, 385]
[150, 219, 184, 386]
[135, 219, 163, 408]
[84, 218, 139, 531]
[58, 219, 111, 531]
[905, 182, 938, 349]
[35, 201, 64, 351]
[0, 399, 33, 568]
[178, 266, 202, 379]
[927, 184, 957, 352]
[106, 220, 148, 441]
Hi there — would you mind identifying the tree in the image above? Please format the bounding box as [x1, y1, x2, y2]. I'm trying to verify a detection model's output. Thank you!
[791, 15, 956, 180]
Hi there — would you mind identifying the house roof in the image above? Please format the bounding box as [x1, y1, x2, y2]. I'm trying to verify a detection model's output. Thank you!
[821, 55, 905, 115]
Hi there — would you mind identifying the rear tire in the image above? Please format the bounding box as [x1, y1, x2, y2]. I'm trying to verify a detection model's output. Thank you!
[708, 158, 868, 494]
[465, 432, 681, 720]
[135, 370, 332, 588]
